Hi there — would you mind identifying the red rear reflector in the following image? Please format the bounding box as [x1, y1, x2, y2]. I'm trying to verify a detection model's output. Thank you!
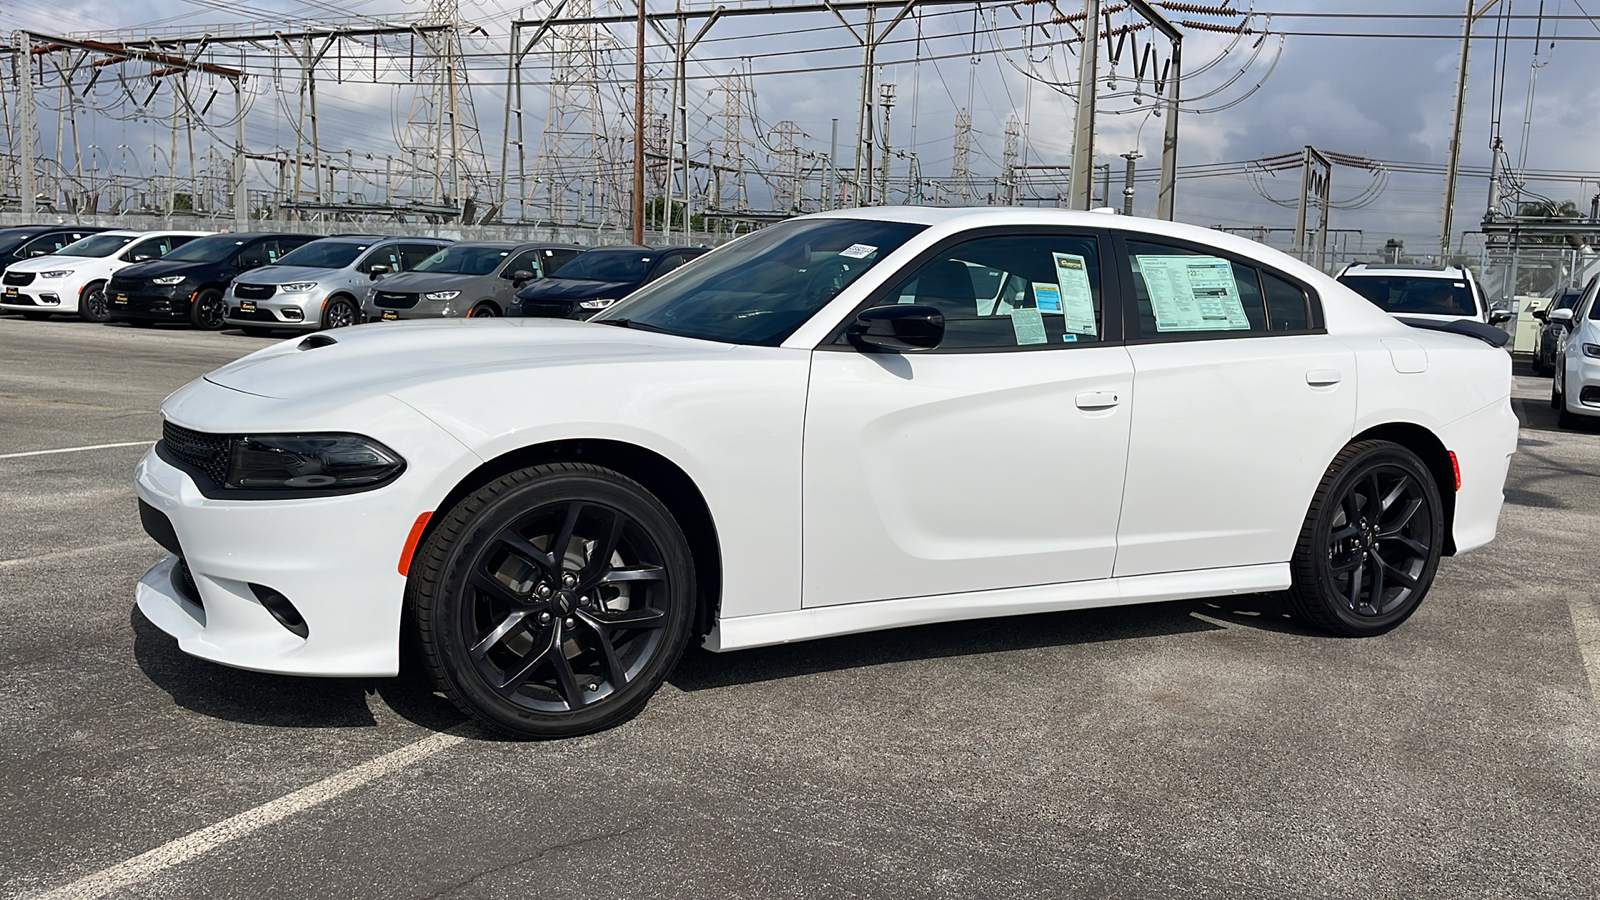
[1448, 451, 1461, 492]
[398, 511, 433, 577]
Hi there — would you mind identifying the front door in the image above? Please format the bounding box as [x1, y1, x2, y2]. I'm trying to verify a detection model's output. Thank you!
[802, 231, 1133, 608]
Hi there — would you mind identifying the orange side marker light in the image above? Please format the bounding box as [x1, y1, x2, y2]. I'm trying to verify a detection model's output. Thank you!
[1448, 451, 1461, 492]
[398, 511, 433, 577]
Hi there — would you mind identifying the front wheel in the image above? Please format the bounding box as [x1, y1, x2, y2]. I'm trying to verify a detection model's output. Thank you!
[411, 463, 695, 738]
[322, 296, 359, 329]
[78, 282, 111, 322]
[1284, 441, 1444, 637]
[189, 288, 226, 330]
[468, 302, 498, 318]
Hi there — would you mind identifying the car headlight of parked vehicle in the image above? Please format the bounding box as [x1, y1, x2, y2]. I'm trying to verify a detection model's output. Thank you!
[578, 298, 617, 310]
[279, 281, 318, 293]
[424, 290, 460, 301]
[1584, 343, 1600, 359]
[152, 275, 187, 285]
[224, 434, 405, 491]
[39, 270, 73, 279]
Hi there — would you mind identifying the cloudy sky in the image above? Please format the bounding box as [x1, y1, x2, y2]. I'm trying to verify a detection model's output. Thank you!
[3, 0, 1596, 259]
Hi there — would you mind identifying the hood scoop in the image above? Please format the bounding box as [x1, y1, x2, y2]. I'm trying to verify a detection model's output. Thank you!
[298, 334, 338, 351]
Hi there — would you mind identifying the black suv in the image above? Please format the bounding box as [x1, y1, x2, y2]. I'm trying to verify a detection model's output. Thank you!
[106, 232, 316, 329]
[0, 225, 112, 271]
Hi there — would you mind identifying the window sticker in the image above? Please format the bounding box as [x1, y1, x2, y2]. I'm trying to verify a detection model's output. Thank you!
[1010, 307, 1048, 345]
[1032, 282, 1063, 313]
[1051, 252, 1099, 336]
[1135, 254, 1251, 332]
[1062, 332, 1078, 342]
[839, 243, 877, 259]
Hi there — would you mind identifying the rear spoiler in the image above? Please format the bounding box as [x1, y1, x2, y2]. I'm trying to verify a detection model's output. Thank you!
[1393, 317, 1511, 348]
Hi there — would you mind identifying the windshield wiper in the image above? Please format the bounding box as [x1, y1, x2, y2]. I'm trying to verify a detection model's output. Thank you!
[595, 318, 676, 335]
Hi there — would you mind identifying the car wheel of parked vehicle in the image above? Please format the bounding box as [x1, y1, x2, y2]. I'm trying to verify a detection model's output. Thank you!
[189, 288, 226, 330]
[322, 296, 359, 329]
[411, 462, 696, 739]
[1530, 355, 1549, 377]
[78, 281, 110, 323]
[1551, 371, 1565, 411]
[468, 302, 498, 318]
[1284, 440, 1443, 637]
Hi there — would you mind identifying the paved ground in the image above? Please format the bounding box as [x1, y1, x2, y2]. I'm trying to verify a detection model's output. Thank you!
[1, 316, 1597, 900]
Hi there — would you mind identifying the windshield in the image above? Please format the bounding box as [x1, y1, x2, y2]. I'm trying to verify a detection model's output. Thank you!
[160, 235, 249, 264]
[0, 230, 40, 256]
[593, 217, 927, 346]
[56, 233, 136, 258]
[274, 240, 367, 269]
[552, 250, 652, 283]
[1338, 275, 1479, 318]
[412, 244, 510, 276]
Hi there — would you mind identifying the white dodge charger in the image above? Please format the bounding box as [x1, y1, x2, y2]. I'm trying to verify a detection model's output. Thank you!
[134, 208, 1518, 738]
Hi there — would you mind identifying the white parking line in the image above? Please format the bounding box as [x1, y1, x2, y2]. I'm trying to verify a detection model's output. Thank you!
[0, 441, 154, 460]
[1569, 595, 1600, 708]
[0, 540, 151, 570]
[35, 731, 468, 900]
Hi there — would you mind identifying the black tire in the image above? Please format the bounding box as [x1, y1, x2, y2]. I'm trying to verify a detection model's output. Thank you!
[1552, 371, 1565, 411]
[1284, 440, 1444, 637]
[189, 288, 227, 330]
[468, 301, 498, 318]
[78, 281, 111, 322]
[240, 326, 276, 338]
[1530, 356, 1549, 377]
[411, 462, 696, 739]
[322, 296, 359, 330]
[21, 311, 52, 321]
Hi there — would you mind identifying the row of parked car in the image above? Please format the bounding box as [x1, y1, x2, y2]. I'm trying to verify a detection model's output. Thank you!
[0, 223, 709, 333]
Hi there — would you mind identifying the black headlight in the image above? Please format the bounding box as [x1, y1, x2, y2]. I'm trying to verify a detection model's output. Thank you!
[226, 434, 405, 490]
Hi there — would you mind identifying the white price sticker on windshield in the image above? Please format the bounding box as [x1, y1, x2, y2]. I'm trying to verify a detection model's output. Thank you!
[839, 243, 877, 259]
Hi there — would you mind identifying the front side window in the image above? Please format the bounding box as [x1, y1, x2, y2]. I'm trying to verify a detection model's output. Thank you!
[360, 245, 404, 273]
[57, 233, 137, 258]
[122, 235, 185, 262]
[1337, 274, 1478, 318]
[275, 240, 368, 269]
[502, 249, 544, 279]
[593, 217, 926, 346]
[877, 233, 1105, 351]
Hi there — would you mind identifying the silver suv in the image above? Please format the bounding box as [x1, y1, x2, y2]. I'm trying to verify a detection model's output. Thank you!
[222, 235, 451, 333]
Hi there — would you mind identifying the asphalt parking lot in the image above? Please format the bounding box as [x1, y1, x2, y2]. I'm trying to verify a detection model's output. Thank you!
[2, 317, 1597, 900]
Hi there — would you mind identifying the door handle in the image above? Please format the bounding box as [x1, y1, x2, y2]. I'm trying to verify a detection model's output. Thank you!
[1075, 390, 1121, 410]
[1305, 369, 1343, 387]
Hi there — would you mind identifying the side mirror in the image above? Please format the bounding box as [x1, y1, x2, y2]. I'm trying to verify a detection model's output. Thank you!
[510, 269, 536, 285]
[846, 304, 944, 353]
[1488, 307, 1513, 325]
[1533, 309, 1549, 322]
[27, 249, 48, 257]
[368, 265, 389, 280]
[1549, 308, 1575, 326]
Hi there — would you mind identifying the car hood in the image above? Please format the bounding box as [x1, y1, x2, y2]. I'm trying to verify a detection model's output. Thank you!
[7, 254, 98, 271]
[515, 277, 636, 303]
[370, 271, 481, 293]
[203, 317, 734, 401]
[236, 264, 347, 286]
[118, 259, 214, 280]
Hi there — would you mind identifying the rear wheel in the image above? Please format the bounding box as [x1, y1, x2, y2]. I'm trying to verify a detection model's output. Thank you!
[322, 296, 359, 329]
[411, 463, 695, 739]
[1284, 441, 1443, 637]
[78, 281, 110, 322]
[189, 288, 226, 330]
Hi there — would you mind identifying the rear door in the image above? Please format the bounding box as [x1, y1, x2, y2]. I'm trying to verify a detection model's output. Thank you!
[1111, 233, 1356, 577]
[802, 228, 1133, 607]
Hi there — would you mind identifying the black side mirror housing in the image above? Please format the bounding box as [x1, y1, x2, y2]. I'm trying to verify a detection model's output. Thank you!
[510, 269, 535, 285]
[847, 304, 944, 353]
[368, 265, 389, 280]
[1532, 309, 1549, 322]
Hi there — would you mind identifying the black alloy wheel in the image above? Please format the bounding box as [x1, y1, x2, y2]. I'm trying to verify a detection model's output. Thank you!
[78, 282, 111, 322]
[1285, 440, 1443, 636]
[411, 463, 694, 738]
[323, 297, 359, 329]
[190, 288, 226, 330]
[468, 302, 498, 318]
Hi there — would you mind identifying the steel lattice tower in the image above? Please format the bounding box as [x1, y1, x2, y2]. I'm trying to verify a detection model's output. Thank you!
[399, 0, 492, 218]
[951, 108, 973, 205]
[529, 0, 626, 226]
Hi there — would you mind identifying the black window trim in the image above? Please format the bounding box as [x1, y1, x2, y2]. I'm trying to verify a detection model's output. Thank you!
[1110, 231, 1327, 345]
[816, 225, 1126, 354]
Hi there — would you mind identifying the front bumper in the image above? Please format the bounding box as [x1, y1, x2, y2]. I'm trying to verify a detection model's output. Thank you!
[1566, 353, 1600, 417]
[133, 385, 482, 676]
[221, 287, 329, 330]
[0, 284, 69, 310]
[109, 287, 189, 320]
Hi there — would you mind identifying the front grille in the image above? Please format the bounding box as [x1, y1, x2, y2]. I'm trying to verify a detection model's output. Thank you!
[233, 283, 276, 300]
[4, 270, 35, 286]
[373, 291, 419, 309]
[108, 275, 142, 293]
[3, 293, 39, 305]
[161, 420, 232, 485]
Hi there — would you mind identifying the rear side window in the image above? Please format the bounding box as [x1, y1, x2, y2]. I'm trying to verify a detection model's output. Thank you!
[1124, 240, 1267, 337]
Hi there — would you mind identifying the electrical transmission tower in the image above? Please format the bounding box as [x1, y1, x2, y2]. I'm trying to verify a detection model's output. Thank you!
[770, 120, 803, 213]
[400, 0, 492, 221]
[951, 109, 973, 205]
[1002, 114, 1020, 205]
[714, 70, 752, 212]
[530, 0, 625, 226]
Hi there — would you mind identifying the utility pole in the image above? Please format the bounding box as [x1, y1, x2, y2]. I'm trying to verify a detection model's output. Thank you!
[1121, 150, 1140, 216]
[877, 83, 896, 205]
[18, 32, 36, 216]
[632, 0, 647, 243]
[829, 1, 915, 208]
[234, 77, 248, 226]
[1067, 0, 1100, 209]
[1441, 0, 1503, 260]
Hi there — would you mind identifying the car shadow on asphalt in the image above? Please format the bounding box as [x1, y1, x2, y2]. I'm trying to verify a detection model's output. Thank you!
[668, 593, 1317, 692]
[131, 607, 468, 733]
